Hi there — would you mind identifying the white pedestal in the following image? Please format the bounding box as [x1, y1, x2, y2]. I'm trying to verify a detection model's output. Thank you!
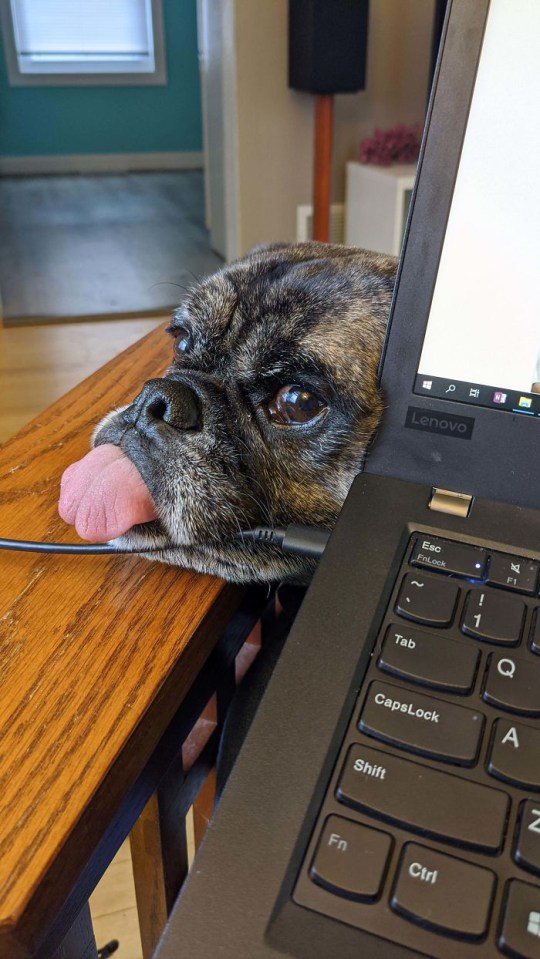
[345, 161, 416, 256]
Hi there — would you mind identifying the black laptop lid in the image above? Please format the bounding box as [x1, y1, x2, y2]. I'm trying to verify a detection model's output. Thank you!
[367, 0, 540, 511]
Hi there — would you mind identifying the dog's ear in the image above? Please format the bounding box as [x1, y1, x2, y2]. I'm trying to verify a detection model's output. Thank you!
[242, 241, 293, 258]
[242, 241, 397, 276]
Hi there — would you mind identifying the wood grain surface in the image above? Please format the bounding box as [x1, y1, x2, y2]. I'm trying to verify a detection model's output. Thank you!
[0, 324, 242, 958]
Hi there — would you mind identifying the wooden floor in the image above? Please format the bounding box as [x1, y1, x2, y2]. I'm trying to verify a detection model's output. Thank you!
[0, 171, 223, 323]
[0, 316, 199, 958]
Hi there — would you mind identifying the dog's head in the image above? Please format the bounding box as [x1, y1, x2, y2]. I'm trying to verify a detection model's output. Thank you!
[60, 242, 396, 583]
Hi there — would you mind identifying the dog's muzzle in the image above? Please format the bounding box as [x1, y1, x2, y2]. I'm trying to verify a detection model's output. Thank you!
[126, 378, 202, 436]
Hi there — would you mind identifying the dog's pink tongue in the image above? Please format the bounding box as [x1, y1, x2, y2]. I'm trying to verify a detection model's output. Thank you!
[58, 443, 158, 542]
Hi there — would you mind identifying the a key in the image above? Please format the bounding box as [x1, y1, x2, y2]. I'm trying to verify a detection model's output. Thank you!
[487, 719, 540, 790]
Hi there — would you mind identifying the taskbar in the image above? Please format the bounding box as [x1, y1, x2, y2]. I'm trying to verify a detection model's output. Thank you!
[414, 374, 540, 416]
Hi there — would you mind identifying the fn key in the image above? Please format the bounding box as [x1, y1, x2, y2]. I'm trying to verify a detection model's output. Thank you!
[310, 815, 393, 902]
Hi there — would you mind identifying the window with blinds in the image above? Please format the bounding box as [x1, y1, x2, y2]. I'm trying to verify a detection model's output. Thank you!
[2, 0, 166, 84]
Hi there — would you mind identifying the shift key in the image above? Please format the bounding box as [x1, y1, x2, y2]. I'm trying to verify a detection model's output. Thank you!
[359, 681, 485, 765]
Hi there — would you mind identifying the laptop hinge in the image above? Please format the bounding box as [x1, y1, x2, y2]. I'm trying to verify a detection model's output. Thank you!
[428, 487, 473, 518]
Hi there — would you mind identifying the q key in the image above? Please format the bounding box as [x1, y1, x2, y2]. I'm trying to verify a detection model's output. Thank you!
[483, 653, 540, 716]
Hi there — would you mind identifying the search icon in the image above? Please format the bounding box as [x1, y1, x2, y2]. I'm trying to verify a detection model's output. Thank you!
[445, 384, 456, 393]
[497, 658, 515, 679]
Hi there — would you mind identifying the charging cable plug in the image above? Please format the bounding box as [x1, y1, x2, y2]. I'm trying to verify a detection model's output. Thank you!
[236, 524, 330, 559]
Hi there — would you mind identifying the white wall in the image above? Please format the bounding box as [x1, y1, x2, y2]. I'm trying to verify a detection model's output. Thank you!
[222, 0, 436, 259]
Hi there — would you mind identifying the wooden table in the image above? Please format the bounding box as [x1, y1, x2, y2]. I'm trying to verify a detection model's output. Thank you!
[0, 324, 245, 959]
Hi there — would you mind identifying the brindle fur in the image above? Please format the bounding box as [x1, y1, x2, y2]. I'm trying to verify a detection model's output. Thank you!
[93, 242, 397, 583]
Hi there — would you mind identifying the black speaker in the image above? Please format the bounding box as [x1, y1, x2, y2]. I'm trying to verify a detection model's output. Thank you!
[288, 0, 369, 95]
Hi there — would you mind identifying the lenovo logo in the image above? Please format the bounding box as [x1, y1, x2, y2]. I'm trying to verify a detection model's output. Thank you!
[405, 406, 475, 440]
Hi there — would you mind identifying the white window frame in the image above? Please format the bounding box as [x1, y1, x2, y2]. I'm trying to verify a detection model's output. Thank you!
[0, 0, 167, 86]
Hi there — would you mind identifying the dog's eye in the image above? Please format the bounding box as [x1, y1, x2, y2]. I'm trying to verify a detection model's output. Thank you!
[267, 385, 326, 426]
[173, 327, 192, 358]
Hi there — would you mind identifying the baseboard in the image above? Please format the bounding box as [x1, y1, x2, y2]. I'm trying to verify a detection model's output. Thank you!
[3, 308, 174, 328]
[0, 151, 204, 176]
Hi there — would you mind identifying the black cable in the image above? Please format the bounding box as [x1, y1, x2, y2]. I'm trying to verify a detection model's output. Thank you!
[0, 538, 147, 554]
[235, 524, 331, 559]
[0, 524, 331, 559]
[97, 942, 119, 959]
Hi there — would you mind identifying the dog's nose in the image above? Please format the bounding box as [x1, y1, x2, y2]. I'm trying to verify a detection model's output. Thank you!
[130, 378, 201, 433]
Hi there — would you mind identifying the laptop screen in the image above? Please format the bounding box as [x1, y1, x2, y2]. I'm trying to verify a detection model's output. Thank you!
[414, 0, 540, 418]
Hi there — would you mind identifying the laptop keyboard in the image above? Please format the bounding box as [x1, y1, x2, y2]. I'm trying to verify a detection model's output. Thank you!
[293, 532, 540, 958]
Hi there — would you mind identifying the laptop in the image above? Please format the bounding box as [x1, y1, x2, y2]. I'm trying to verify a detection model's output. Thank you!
[156, 1, 540, 956]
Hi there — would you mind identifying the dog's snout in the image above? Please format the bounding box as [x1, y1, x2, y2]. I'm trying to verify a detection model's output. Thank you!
[131, 378, 201, 433]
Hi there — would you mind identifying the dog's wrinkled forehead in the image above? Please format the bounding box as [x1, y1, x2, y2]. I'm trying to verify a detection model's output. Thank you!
[169, 244, 394, 388]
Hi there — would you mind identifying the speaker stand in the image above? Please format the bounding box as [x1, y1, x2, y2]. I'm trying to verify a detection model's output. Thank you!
[312, 94, 334, 242]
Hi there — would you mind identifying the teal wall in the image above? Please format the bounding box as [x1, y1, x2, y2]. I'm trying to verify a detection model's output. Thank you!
[0, 0, 202, 156]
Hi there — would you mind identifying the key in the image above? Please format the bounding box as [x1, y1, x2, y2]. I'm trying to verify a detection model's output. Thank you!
[359, 681, 484, 765]
[483, 653, 540, 716]
[395, 573, 459, 626]
[461, 588, 525, 644]
[390, 842, 495, 940]
[530, 610, 540, 655]
[499, 880, 540, 959]
[410, 535, 486, 578]
[378, 624, 479, 693]
[487, 719, 540, 790]
[487, 553, 539, 595]
[309, 815, 392, 901]
[514, 801, 540, 874]
[337, 744, 509, 852]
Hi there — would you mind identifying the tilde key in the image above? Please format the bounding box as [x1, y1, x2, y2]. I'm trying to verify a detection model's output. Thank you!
[395, 573, 460, 626]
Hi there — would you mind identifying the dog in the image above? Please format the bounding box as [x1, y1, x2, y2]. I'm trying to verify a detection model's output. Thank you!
[59, 242, 397, 584]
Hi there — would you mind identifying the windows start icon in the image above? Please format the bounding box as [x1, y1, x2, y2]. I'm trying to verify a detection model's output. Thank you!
[527, 910, 540, 937]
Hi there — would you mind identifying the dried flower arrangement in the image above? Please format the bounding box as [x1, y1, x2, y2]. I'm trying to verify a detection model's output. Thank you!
[359, 123, 421, 166]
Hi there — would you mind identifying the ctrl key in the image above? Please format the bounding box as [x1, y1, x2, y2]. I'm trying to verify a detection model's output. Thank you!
[500, 881, 540, 959]
[310, 815, 393, 902]
[390, 843, 495, 940]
